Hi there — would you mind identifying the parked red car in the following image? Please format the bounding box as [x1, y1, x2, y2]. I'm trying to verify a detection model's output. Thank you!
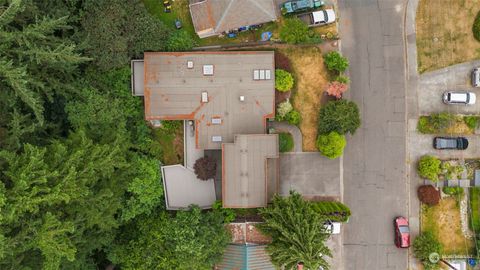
[394, 216, 410, 248]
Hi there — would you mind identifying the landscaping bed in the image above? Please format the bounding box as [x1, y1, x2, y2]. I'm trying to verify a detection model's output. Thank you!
[277, 46, 330, 151]
[416, 0, 480, 73]
[417, 113, 479, 134]
[421, 197, 474, 255]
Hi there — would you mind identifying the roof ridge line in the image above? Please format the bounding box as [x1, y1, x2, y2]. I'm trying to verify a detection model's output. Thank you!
[214, 0, 235, 32]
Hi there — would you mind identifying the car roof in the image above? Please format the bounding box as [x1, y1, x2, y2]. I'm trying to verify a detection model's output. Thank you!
[450, 93, 468, 102]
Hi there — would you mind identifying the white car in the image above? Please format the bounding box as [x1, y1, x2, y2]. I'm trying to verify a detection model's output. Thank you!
[323, 221, 341, 234]
[442, 91, 476, 105]
[297, 8, 336, 27]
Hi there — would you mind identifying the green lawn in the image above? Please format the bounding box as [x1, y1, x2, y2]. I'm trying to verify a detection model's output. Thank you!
[471, 188, 480, 232]
[143, 0, 197, 39]
[151, 124, 184, 165]
[142, 0, 281, 46]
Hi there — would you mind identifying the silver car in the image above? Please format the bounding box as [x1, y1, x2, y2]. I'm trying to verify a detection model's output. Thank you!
[472, 68, 480, 87]
[442, 91, 476, 105]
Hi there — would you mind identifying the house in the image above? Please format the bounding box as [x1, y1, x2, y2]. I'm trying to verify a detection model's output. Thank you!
[131, 51, 279, 209]
[189, 0, 278, 38]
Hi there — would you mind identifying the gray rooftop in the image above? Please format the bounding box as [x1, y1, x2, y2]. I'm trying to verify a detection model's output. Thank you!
[144, 51, 275, 150]
[189, 0, 277, 38]
[162, 165, 216, 210]
[222, 134, 279, 208]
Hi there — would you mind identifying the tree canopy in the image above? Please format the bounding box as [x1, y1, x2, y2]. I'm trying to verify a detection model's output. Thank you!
[318, 100, 361, 135]
[259, 192, 332, 270]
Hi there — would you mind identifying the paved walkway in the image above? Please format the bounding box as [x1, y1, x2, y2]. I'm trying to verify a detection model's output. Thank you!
[269, 121, 303, 152]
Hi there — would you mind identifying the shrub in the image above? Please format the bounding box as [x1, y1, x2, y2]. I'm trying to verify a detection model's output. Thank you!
[417, 185, 440, 206]
[277, 100, 293, 120]
[323, 51, 349, 73]
[325, 81, 348, 99]
[473, 11, 480, 42]
[285, 110, 301, 125]
[193, 156, 217, 180]
[279, 132, 294, 152]
[413, 231, 442, 269]
[275, 69, 294, 92]
[334, 75, 350, 84]
[275, 52, 292, 72]
[318, 100, 361, 135]
[316, 132, 346, 159]
[464, 115, 479, 130]
[310, 201, 351, 222]
[280, 18, 310, 44]
[161, 120, 183, 133]
[417, 116, 434, 134]
[417, 155, 441, 182]
[442, 186, 464, 196]
[212, 200, 236, 223]
[165, 30, 197, 51]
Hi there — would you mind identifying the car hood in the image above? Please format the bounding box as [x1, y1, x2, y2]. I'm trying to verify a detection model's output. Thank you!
[469, 93, 477, 104]
[325, 9, 336, 22]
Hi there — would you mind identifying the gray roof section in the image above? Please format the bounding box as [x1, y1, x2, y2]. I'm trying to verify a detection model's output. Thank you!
[162, 165, 216, 210]
[189, 0, 277, 37]
[144, 51, 275, 150]
[131, 60, 144, 96]
[222, 134, 279, 208]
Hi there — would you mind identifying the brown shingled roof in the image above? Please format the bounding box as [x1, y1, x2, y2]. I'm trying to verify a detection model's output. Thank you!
[189, 0, 277, 38]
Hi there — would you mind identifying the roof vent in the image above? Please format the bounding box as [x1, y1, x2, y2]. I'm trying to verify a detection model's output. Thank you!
[203, 64, 214, 76]
[239, 95, 245, 102]
[187, 60, 194, 69]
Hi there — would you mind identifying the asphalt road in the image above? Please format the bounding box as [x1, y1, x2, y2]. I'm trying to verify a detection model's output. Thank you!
[338, 0, 409, 269]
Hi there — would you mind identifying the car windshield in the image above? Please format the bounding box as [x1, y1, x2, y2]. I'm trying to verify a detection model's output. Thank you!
[323, 10, 328, 22]
[399, 226, 409, 233]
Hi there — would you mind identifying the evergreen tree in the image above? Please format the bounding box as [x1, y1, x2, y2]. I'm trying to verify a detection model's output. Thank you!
[259, 191, 332, 270]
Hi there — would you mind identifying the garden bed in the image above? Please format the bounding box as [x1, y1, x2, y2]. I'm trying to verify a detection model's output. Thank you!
[416, 0, 480, 73]
[421, 197, 474, 255]
[417, 113, 479, 134]
[277, 46, 330, 151]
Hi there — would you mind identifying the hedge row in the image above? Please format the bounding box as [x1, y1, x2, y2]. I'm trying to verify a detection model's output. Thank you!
[310, 201, 351, 222]
[471, 188, 480, 232]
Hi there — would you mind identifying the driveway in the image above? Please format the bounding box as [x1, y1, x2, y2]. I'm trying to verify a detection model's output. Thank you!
[338, 0, 408, 269]
[279, 152, 341, 199]
[417, 60, 480, 114]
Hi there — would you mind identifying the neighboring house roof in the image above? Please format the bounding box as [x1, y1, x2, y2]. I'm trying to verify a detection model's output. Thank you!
[143, 51, 275, 150]
[222, 134, 279, 208]
[217, 244, 275, 270]
[189, 0, 277, 38]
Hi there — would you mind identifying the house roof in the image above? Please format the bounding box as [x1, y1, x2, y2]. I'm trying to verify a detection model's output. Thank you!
[143, 51, 275, 150]
[189, 0, 277, 37]
[217, 244, 275, 270]
[222, 134, 279, 208]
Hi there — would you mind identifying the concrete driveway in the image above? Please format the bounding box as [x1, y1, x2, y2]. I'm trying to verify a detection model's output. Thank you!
[417, 60, 480, 114]
[279, 152, 341, 199]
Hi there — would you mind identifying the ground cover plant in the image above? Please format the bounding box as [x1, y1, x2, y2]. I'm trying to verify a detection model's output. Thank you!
[417, 113, 476, 134]
[279, 132, 294, 152]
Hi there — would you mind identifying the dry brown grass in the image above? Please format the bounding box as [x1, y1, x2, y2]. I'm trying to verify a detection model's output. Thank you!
[416, 0, 480, 73]
[277, 46, 329, 151]
[421, 197, 474, 255]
